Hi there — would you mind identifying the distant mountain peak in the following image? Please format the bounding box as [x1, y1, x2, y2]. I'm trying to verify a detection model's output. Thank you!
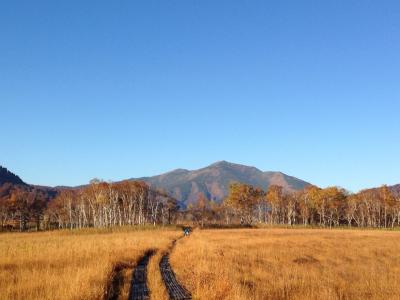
[131, 161, 310, 206]
[210, 160, 230, 166]
[209, 160, 260, 170]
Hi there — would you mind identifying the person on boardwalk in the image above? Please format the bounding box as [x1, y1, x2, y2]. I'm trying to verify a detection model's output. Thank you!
[183, 227, 191, 236]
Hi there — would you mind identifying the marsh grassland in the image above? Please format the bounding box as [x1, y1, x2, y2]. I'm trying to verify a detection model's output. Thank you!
[0, 227, 180, 300]
[171, 228, 400, 300]
[2, 227, 400, 300]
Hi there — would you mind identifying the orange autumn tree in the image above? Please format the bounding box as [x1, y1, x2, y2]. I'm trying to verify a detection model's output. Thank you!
[224, 183, 263, 225]
[266, 185, 284, 224]
[196, 193, 209, 228]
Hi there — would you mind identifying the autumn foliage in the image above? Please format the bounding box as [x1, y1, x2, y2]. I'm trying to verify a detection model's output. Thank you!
[0, 180, 179, 231]
[46, 180, 180, 229]
[1, 178, 399, 231]
[222, 183, 400, 228]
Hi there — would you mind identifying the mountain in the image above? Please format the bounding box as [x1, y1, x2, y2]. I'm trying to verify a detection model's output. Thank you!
[0, 166, 27, 199]
[390, 184, 400, 195]
[0, 162, 312, 207]
[0, 166, 26, 186]
[134, 161, 310, 206]
[356, 183, 400, 210]
[383, 184, 400, 196]
[364, 183, 400, 197]
[0, 166, 58, 200]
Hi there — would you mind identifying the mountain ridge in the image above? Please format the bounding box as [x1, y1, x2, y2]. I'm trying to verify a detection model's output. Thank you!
[132, 161, 311, 206]
[0, 166, 26, 186]
[1, 163, 399, 207]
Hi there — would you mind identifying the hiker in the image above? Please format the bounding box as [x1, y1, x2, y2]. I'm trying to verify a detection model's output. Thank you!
[183, 227, 190, 236]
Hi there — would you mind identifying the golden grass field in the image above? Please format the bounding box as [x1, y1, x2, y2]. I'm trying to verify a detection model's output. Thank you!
[171, 228, 400, 300]
[0, 227, 180, 300]
[2, 227, 400, 300]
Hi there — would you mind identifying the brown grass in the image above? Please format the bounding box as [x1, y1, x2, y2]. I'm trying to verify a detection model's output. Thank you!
[170, 228, 400, 300]
[147, 249, 169, 300]
[3, 227, 400, 300]
[0, 227, 180, 300]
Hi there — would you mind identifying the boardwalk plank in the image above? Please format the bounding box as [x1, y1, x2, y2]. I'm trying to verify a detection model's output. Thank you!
[129, 252, 153, 300]
[160, 253, 191, 300]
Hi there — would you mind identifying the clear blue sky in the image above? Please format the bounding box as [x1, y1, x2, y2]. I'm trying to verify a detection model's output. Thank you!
[1, 1, 399, 192]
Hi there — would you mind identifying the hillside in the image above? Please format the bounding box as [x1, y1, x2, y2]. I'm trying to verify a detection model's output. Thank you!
[365, 183, 400, 197]
[0, 166, 26, 186]
[389, 184, 400, 196]
[135, 161, 310, 206]
[0, 166, 58, 201]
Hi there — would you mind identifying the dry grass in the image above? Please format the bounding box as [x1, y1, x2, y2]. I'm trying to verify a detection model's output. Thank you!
[3, 227, 399, 300]
[170, 228, 400, 300]
[0, 227, 180, 300]
[147, 250, 169, 300]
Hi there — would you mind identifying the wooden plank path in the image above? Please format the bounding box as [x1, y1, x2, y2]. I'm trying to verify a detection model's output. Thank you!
[160, 249, 192, 300]
[128, 230, 192, 300]
[129, 252, 153, 300]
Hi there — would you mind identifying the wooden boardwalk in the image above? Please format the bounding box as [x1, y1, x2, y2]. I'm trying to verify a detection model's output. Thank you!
[128, 233, 191, 300]
[160, 253, 192, 300]
[129, 252, 153, 300]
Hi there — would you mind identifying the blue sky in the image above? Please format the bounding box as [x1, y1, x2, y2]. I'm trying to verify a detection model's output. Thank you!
[1, 1, 399, 192]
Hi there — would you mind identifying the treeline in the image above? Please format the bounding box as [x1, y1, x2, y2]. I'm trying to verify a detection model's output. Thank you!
[186, 183, 400, 228]
[1, 180, 400, 231]
[47, 180, 180, 229]
[0, 180, 180, 231]
[0, 183, 50, 231]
